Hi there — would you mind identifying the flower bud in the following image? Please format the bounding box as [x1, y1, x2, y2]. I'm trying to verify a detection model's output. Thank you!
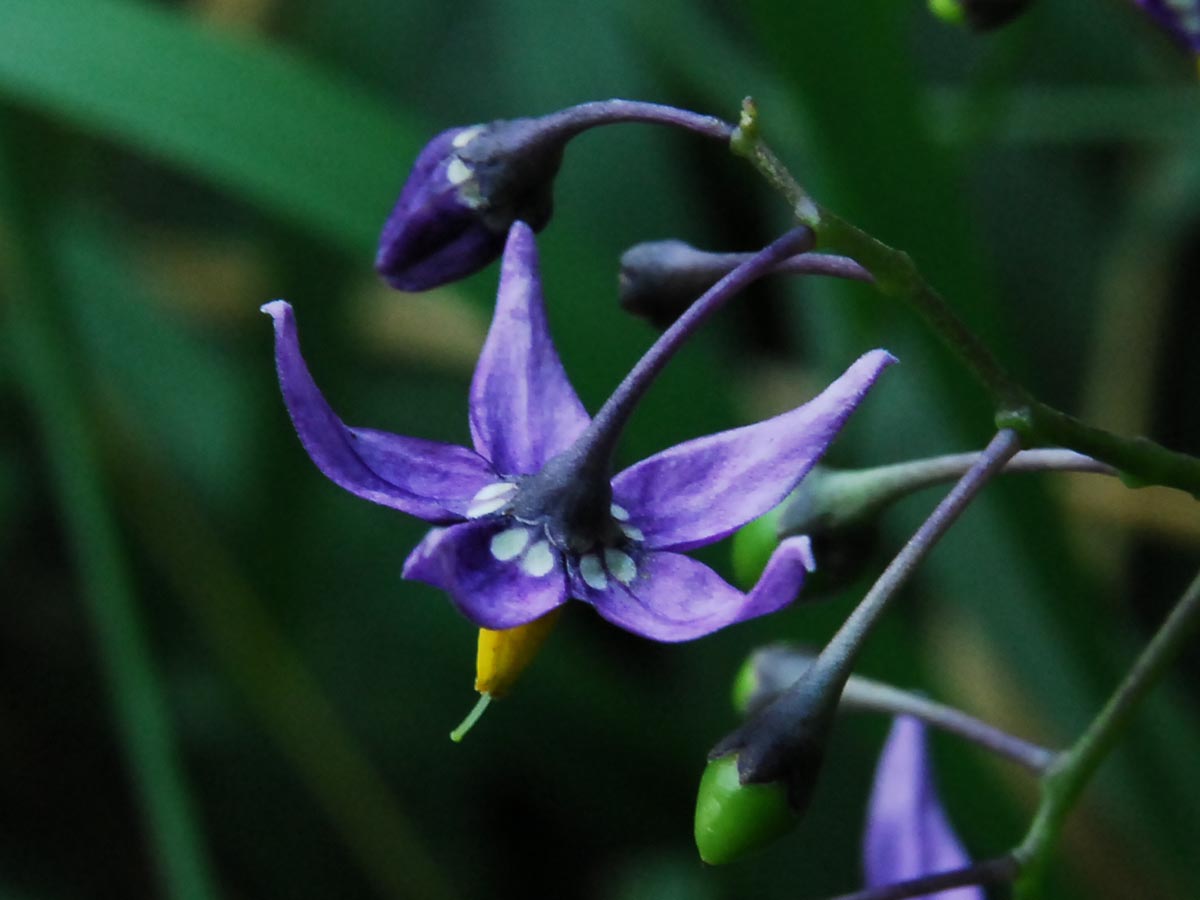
[618, 240, 737, 328]
[376, 119, 565, 291]
[694, 755, 795, 865]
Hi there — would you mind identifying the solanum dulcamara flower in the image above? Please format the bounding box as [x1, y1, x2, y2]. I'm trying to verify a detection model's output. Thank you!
[864, 716, 983, 900]
[265, 222, 894, 642]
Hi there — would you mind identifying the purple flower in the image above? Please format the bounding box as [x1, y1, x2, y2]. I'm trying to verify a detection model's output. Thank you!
[864, 717, 983, 900]
[268, 222, 894, 641]
[1133, 0, 1200, 51]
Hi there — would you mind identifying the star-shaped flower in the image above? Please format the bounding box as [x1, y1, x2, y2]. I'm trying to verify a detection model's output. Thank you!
[865, 717, 983, 900]
[265, 222, 894, 641]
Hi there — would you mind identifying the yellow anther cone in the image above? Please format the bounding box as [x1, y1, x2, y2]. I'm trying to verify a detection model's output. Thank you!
[450, 607, 563, 742]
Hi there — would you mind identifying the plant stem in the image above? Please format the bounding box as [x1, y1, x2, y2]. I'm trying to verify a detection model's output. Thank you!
[798, 430, 1021, 707]
[823, 855, 1020, 900]
[716, 431, 1021, 787]
[743, 645, 1055, 773]
[0, 118, 218, 900]
[780, 448, 1112, 537]
[729, 98, 1200, 496]
[1012, 567, 1200, 897]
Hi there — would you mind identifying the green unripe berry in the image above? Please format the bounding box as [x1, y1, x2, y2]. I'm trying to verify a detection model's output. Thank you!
[694, 755, 795, 865]
[929, 0, 967, 26]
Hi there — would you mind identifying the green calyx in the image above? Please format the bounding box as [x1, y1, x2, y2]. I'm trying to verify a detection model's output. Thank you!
[694, 755, 795, 865]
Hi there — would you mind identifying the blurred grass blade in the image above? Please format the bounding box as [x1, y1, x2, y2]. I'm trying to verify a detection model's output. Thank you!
[0, 118, 219, 900]
[0, 0, 421, 252]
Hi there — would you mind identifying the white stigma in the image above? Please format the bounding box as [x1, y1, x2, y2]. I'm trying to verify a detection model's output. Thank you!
[521, 541, 555, 578]
[620, 524, 644, 542]
[466, 481, 517, 518]
[446, 158, 474, 186]
[579, 554, 608, 590]
[451, 125, 485, 149]
[490, 527, 531, 562]
[610, 503, 630, 521]
[604, 549, 636, 586]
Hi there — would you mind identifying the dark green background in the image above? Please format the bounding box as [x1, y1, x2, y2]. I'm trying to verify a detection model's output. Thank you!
[1, 1, 1198, 898]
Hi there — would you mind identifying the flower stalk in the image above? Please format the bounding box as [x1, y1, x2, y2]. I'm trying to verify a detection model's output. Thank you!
[1013, 566, 1200, 897]
[710, 430, 1021, 801]
[737, 645, 1056, 774]
[729, 98, 1200, 497]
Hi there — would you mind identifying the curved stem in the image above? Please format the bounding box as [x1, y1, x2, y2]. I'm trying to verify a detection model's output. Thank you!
[782, 431, 1021, 728]
[536, 99, 734, 143]
[842, 675, 1056, 773]
[570, 226, 814, 474]
[744, 646, 1055, 773]
[1013, 566, 1200, 897]
[730, 98, 1200, 495]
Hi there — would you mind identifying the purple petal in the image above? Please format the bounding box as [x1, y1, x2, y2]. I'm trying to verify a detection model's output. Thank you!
[375, 127, 506, 291]
[468, 222, 590, 474]
[864, 717, 983, 900]
[402, 520, 569, 629]
[576, 536, 814, 642]
[612, 350, 896, 552]
[263, 300, 496, 521]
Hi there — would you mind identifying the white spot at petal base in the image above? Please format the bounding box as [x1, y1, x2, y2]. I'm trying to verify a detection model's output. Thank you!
[467, 496, 508, 518]
[490, 527, 531, 562]
[610, 503, 630, 521]
[580, 554, 608, 590]
[521, 541, 556, 578]
[467, 482, 516, 518]
[620, 524, 644, 542]
[604, 549, 636, 585]
[446, 158, 473, 186]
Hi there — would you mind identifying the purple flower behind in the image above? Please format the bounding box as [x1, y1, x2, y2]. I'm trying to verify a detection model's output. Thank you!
[269, 222, 894, 641]
[1133, 0, 1200, 52]
[864, 717, 983, 900]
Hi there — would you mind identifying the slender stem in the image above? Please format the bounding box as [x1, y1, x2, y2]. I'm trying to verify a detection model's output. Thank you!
[571, 226, 815, 473]
[781, 449, 1112, 536]
[731, 99, 1200, 495]
[1013, 567, 1200, 897]
[536, 99, 734, 143]
[744, 646, 1055, 772]
[802, 430, 1021, 699]
[823, 855, 1020, 900]
[843, 676, 1056, 773]
[0, 119, 218, 900]
[719, 431, 1021, 787]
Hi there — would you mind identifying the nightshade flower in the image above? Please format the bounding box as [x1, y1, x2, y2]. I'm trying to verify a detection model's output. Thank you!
[865, 717, 983, 900]
[268, 222, 894, 641]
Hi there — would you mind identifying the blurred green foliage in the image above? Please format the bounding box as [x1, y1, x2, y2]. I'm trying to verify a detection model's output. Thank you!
[0, 1, 1198, 899]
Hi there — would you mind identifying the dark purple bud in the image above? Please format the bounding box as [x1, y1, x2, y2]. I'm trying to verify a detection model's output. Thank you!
[375, 119, 565, 291]
[619, 238, 870, 329]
